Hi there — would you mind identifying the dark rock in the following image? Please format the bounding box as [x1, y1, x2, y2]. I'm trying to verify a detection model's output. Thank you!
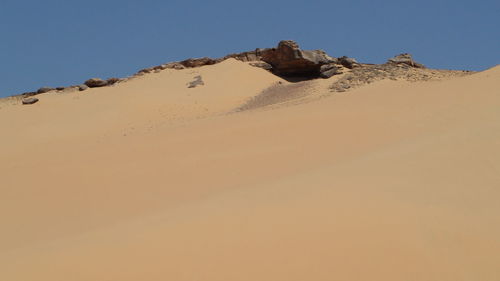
[37, 87, 55, 94]
[187, 76, 204, 88]
[260, 40, 335, 76]
[106, 77, 121, 85]
[84, 78, 108, 88]
[387, 53, 425, 68]
[78, 84, 89, 91]
[180, 57, 220, 68]
[56, 87, 65, 91]
[338, 56, 359, 69]
[22, 97, 39, 105]
[320, 64, 343, 78]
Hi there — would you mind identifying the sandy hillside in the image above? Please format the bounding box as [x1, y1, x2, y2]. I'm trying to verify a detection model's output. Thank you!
[0, 60, 499, 281]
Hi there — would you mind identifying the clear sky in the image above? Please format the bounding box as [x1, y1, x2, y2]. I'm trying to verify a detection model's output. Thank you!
[1, 0, 499, 97]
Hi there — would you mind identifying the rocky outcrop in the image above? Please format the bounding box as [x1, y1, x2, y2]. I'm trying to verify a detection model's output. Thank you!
[387, 53, 425, 68]
[84, 78, 108, 88]
[260, 40, 336, 76]
[22, 97, 39, 105]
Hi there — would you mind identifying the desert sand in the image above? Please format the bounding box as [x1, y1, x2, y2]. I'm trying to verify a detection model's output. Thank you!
[0, 59, 499, 280]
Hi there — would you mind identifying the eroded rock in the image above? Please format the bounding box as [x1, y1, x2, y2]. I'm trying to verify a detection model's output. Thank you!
[84, 78, 108, 88]
[388, 53, 425, 68]
[260, 40, 336, 76]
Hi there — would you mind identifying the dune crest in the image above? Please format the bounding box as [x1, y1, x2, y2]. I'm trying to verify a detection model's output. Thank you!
[1, 45, 499, 281]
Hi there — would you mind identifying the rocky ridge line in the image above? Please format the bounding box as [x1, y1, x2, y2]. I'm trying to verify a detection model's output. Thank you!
[11, 40, 469, 105]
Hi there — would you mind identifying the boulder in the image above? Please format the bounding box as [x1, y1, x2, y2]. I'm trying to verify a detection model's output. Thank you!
[84, 78, 108, 88]
[338, 56, 359, 69]
[78, 84, 89, 91]
[260, 40, 335, 76]
[387, 53, 425, 68]
[22, 97, 39, 105]
[37, 87, 55, 94]
[56, 87, 65, 91]
[320, 64, 343, 78]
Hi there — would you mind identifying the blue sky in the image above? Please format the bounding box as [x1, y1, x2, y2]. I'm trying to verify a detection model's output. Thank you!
[0, 0, 499, 97]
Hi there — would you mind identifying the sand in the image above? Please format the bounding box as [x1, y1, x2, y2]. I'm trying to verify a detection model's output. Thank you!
[0, 59, 499, 280]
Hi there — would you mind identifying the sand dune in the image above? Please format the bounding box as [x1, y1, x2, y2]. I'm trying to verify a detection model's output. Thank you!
[0, 61, 499, 280]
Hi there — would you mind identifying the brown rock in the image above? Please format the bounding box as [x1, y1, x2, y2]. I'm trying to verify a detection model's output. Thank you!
[180, 57, 219, 68]
[388, 53, 425, 68]
[260, 40, 335, 76]
[84, 78, 108, 88]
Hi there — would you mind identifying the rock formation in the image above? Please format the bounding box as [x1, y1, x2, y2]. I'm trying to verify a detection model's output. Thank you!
[84, 78, 108, 88]
[388, 53, 425, 68]
[260, 40, 336, 77]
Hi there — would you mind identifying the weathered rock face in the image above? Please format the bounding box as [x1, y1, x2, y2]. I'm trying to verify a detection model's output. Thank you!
[260, 40, 336, 76]
[388, 53, 425, 68]
[22, 97, 39, 105]
[84, 78, 108, 88]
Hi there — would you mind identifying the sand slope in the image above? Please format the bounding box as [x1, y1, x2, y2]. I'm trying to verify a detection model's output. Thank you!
[0, 62, 499, 280]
